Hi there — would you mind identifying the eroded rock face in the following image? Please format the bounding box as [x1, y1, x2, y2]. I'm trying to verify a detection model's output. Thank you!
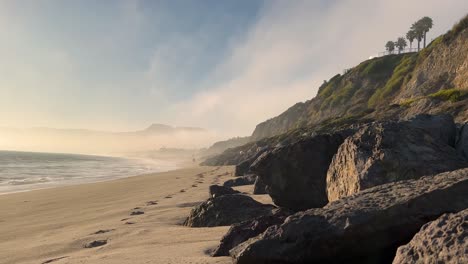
[231, 168, 468, 264]
[251, 132, 351, 210]
[457, 123, 468, 159]
[209, 185, 240, 198]
[405, 114, 457, 146]
[326, 120, 467, 202]
[393, 209, 468, 264]
[223, 175, 257, 187]
[253, 177, 267, 195]
[183, 194, 275, 227]
[212, 209, 291, 257]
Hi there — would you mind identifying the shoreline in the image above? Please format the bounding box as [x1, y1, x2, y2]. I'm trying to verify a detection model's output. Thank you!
[0, 165, 237, 264]
[0, 151, 188, 195]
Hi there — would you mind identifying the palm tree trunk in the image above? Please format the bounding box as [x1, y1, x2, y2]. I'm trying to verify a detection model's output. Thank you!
[418, 40, 420, 51]
[423, 33, 427, 48]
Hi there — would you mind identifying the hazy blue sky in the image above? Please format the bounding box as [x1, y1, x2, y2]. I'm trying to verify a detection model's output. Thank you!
[0, 0, 466, 137]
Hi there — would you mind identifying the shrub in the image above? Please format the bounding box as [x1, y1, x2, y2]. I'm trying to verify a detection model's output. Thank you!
[429, 88, 466, 102]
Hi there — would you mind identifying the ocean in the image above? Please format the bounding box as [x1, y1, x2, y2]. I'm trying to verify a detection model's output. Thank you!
[0, 150, 177, 194]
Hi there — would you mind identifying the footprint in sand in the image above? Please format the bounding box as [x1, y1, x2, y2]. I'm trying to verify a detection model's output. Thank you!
[130, 211, 144, 216]
[92, 229, 114, 235]
[84, 240, 107, 248]
[180, 189, 186, 193]
[41, 256, 69, 264]
[165, 195, 173, 198]
[191, 184, 198, 187]
[146, 200, 158, 206]
[125, 221, 135, 225]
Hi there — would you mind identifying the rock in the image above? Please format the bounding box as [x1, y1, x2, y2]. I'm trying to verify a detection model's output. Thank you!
[235, 159, 251, 176]
[253, 177, 267, 195]
[250, 132, 351, 210]
[223, 175, 257, 187]
[212, 209, 291, 257]
[209, 185, 240, 198]
[183, 194, 275, 227]
[393, 209, 468, 264]
[457, 123, 468, 159]
[405, 114, 457, 146]
[231, 168, 468, 264]
[326, 121, 467, 202]
[235, 150, 268, 176]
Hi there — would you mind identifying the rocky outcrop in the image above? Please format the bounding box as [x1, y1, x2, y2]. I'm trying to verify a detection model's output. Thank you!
[231, 168, 468, 264]
[326, 120, 467, 202]
[223, 175, 257, 187]
[405, 114, 457, 146]
[235, 150, 268, 176]
[251, 131, 352, 210]
[183, 194, 275, 227]
[212, 209, 291, 257]
[457, 123, 468, 159]
[209, 185, 240, 198]
[253, 177, 267, 195]
[393, 209, 468, 264]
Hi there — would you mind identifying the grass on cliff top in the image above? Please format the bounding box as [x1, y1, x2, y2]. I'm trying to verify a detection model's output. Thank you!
[368, 54, 417, 108]
[358, 55, 404, 81]
[443, 14, 468, 44]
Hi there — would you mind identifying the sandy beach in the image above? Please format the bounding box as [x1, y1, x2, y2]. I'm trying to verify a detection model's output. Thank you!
[0, 165, 269, 264]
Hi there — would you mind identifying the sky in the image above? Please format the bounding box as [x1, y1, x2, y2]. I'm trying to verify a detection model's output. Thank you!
[0, 0, 467, 139]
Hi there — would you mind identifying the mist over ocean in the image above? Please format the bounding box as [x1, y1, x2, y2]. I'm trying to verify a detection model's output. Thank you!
[0, 150, 177, 194]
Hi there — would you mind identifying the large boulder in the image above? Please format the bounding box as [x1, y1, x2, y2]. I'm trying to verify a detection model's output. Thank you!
[251, 132, 351, 211]
[212, 209, 291, 257]
[253, 177, 268, 195]
[235, 159, 252, 176]
[223, 175, 257, 187]
[326, 121, 467, 202]
[457, 123, 468, 159]
[393, 209, 468, 264]
[405, 114, 457, 146]
[209, 185, 240, 198]
[231, 168, 468, 264]
[183, 194, 275, 227]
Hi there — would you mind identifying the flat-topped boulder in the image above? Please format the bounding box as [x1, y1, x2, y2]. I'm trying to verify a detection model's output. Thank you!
[326, 120, 467, 202]
[231, 168, 468, 264]
[183, 194, 275, 227]
[251, 131, 351, 210]
[209, 185, 240, 198]
[393, 208, 468, 264]
[223, 174, 257, 187]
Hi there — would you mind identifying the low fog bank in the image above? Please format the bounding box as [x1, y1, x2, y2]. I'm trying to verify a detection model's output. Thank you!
[0, 124, 222, 157]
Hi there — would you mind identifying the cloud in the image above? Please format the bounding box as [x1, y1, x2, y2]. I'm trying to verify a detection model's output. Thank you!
[164, 0, 468, 138]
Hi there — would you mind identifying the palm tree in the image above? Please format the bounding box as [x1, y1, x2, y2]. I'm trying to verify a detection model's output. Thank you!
[406, 30, 416, 51]
[395, 37, 407, 54]
[411, 21, 424, 51]
[419, 16, 433, 48]
[385, 41, 395, 54]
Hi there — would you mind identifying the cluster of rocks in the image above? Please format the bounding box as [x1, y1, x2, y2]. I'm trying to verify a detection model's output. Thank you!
[187, 114, 468, 263]
[184, 174, 273, 228]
